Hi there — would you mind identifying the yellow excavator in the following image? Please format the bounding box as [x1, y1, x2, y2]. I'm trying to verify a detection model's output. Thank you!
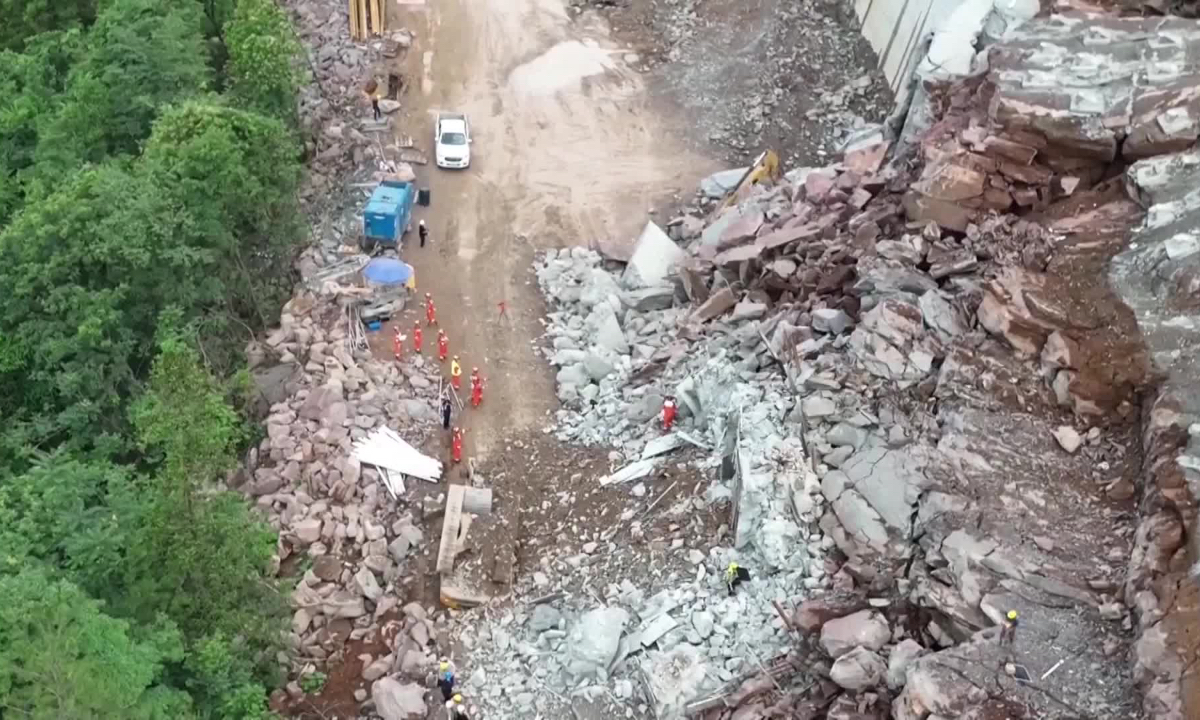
[712, 149, 781, 215]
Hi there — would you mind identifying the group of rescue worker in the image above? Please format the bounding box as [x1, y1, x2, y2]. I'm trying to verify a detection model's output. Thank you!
[391, 292, 486, 466]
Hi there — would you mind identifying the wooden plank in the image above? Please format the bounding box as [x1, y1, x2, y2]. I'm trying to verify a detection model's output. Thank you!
[435, 485, 465, 574]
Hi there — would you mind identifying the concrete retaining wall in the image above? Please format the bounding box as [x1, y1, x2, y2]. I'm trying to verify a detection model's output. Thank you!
[853, 0, 957, 101]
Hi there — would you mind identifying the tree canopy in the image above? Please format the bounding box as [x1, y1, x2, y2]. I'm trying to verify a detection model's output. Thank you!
[0, 0, 306, 715]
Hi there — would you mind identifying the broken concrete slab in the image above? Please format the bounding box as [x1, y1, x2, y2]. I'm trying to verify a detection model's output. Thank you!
[691, 287, 737, 322]
[623, 221, 686, 287]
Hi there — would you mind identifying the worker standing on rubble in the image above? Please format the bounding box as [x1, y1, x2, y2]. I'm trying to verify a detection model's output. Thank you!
[450, 356, 463, 390]
[392, 326, 404, 362]
[437, 329, 449, 361]
[413, 322, 423, 353]
[662, 396, 677, 431]
[364, 78, 382, 122]
[441, 396, 453, 430]
[999, 610, 1018, 649]
[470, 368, 483, 407]
[419, 219, 429, 248]
[425, 293, 438, 326]
[451, 427, 464, 464]
[446, 694, 469, 720]
[437, 659, 456, 702]
[725, 562, 751, 596]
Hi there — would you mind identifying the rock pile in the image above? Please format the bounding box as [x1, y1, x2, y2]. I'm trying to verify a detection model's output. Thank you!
[514, 12, 1200, 720]
[235, 287, 451, 699]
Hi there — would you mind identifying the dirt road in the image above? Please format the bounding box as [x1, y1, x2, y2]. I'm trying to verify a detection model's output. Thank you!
[379, 0, 714, 463]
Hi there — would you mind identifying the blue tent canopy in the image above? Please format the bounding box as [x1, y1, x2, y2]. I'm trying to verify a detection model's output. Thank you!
[363, 257, 413, 286]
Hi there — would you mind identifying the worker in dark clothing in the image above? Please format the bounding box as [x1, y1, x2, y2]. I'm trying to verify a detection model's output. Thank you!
[364, 78, 382, 121]
[436, 660, 455, 702]
[999, 610, 1018, 649]
[441, 396, 453, 430]
[725, 562, 750, 596]
[419, 219, 429, 247]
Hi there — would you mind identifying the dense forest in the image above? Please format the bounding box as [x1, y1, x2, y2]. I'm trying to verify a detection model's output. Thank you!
[0, 0, 307, 716]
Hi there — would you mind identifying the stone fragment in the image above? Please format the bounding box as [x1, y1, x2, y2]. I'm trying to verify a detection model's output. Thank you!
[1052, 426, 1082, 454]
[812, 308, 853, 335]
[691, 287, 737, 322]
[887, 638, 927, 689]
[819, 610, 890, 658]
[371, 678, 426, 720]
[830, 646, 887, 690]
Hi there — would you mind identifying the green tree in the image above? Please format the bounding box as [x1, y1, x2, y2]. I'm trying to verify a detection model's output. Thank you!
[0, 568, 194, 720]
[126, 337, 284, 664]
[225, 0, 302, 123]
[31, 0, 211, 179]
[0, 30, 85, 225]
[0, 0, 96, 52]
[142, 101, 304, 368]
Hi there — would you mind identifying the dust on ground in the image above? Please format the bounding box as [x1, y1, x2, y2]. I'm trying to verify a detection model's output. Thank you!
[570, 0, 895, 167]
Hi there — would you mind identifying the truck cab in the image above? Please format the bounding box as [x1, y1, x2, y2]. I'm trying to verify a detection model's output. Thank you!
[435, 112, 471, 169]
[362, 180, 417, 251]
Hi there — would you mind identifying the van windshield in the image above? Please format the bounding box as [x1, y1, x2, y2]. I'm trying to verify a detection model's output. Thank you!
[441, 132, 467, 145]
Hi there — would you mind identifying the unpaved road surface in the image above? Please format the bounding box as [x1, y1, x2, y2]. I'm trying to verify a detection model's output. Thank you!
[377, 0, 715, 465]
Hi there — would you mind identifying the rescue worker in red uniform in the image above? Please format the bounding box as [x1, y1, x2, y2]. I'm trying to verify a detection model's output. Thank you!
[451, 427, 464, 464]
[662, 396, 677, 431]
[412, 322, 423, 353]
[392, 327, 404, 362]
[437, 329, 449, 361]
[425, 292, 437, 326]
[470, 368, 484, 407]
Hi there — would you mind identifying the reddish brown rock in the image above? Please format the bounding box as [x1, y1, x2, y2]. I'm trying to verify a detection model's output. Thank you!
[902, 193, 972, 233]
[844, 141, 889, 176]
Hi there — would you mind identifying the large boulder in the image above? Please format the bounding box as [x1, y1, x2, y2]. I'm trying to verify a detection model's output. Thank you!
[830, 646, 887, 690]
[565, 606, 628, 677]
[820, 610, 891, 658]
[371, 678, 426, 720]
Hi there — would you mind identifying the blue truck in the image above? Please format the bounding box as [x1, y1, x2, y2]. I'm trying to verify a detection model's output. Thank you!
[362, 180, 417, 252]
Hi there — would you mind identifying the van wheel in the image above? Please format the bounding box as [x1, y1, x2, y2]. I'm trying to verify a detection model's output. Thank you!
[361, 236, 376, 253]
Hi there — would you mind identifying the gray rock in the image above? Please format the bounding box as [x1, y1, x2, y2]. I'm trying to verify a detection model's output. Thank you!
[887, 638, 926, 689]
[825, 423, 866, 449]
[529, 604, 563, 632]
[293, 518, 322, 545]
[830, 646, 887, 690]
[371, 678, 426, 720]
[918, 290, 969, 341]
[691, 611, 715, 639]
[355, 566, 383, 601]
[322, 590, 367, 619]
[594, 312, 629, 355]
[1053, 425, 1082, 454]
[819, 610, 891, 658]
[700, 167, 749, 198]
[583, 354, 616, 381]
[731, 300, 768, 322]
[556, 363, 591, 388]
[388, 536, 411, 562]
[624, 285, 676, 311]
[362, 655, 392, 681]
[802, 395, 836, 418]
[623, 221, 685, 287]
[401, 399, 436, 424]
[566, 606, 628, 676]
[812, 308, 853, 335]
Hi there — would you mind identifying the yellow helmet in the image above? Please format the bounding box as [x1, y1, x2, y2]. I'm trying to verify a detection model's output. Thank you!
[453, 694, 463, 704]
[728, 562, 739, 571]
[440, 661, 449, 671]
[1006, 610, 1018, 621]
